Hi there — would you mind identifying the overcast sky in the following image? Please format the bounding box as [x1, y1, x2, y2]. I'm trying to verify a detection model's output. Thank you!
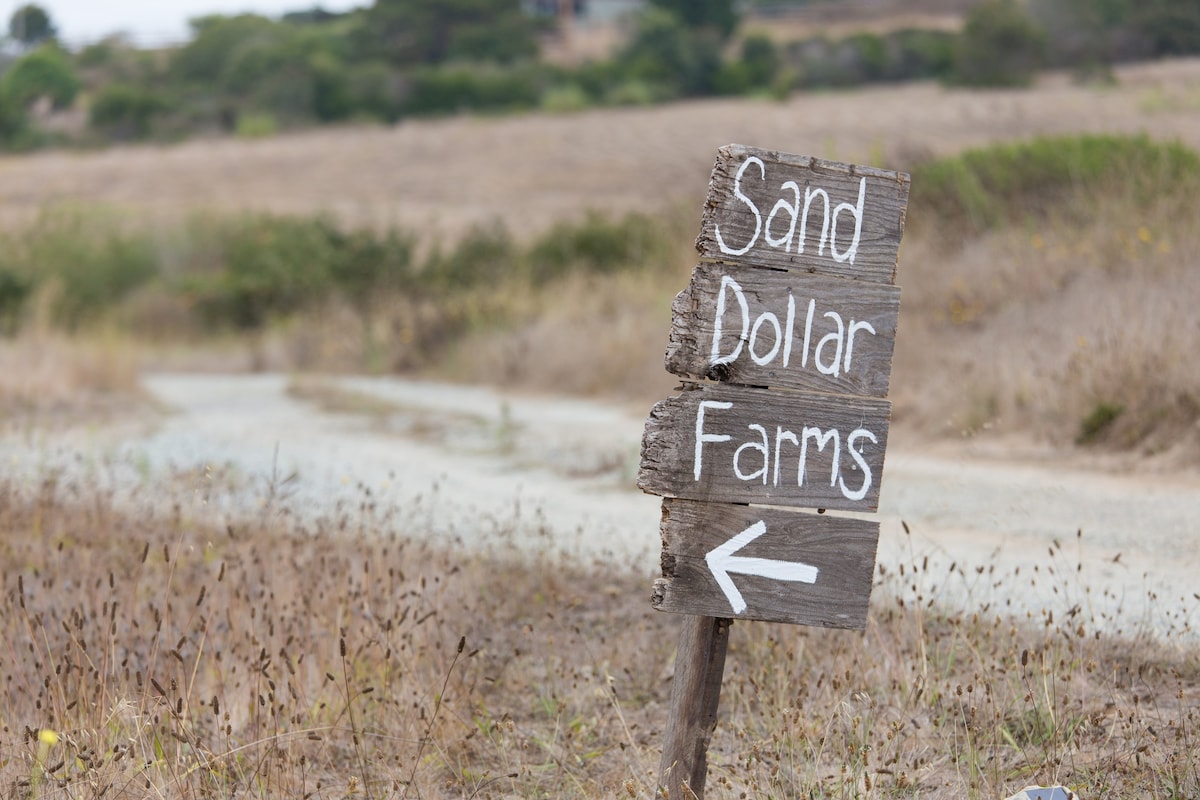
[2, 0, 364, 47]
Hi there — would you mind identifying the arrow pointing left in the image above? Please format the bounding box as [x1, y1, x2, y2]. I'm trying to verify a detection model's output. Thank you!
[705, 520, 820, 614]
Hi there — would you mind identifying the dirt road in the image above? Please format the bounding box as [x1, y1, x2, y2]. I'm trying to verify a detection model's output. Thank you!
[6, 373, 1198, 638]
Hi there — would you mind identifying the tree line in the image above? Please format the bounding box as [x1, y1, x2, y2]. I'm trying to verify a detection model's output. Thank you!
[0, 0, 1198, 149]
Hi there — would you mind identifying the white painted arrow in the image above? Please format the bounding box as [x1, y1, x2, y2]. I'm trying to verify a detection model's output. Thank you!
[705, 521, 820, 614]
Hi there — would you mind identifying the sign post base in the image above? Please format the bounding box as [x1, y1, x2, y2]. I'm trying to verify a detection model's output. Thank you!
[658, 615, 731, 799]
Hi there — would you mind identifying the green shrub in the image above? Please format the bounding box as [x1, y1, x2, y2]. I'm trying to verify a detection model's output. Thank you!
[7, 209, 158, 329]
[0, 90, 31, 149]
[345, 61, 406, 122]
[604, 79, 659, 106]
[424, 223, 517, 291]
[2, 45, 79, 109]
[886, 28, 956, 81]
[785, 37, 853, 88]
[172, 14, 280, 86]
[527, 212, 668, 285]
[712, 61, 752, 95]
[1078, 401, 1125, 444]
[403, 63, 543, 115]
[1133, 0, 1200, 56]
[235, 111, 277, 138]
[910, 134, 1200, 234]
[185, 214, 340, 329]
[540, 83, 590, 113]
[950, 0, 1047, 88]
[740, 33, 780, 88]
[620, 7, 724, 97]
[89, 83, 170, 139]
[0, 268, 31, 334]
[843, 33, 888, 82]
[327, 227, 416, 309]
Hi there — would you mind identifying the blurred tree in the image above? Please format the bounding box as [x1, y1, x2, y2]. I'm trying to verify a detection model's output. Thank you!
[740, 33, 780, 87]
[1132, 0, 1200, 56]
[1029, 0, 1136, 65]
[89, 83, 171, 139]
[2, 46, 80, 110]
[621, 7, 723, 97]
[172, 15, 282, 87]
[647, 0, 738, 40]
[951, 0, 1047, 87]
[360, 0, 540, 66]
[0, 88, 30, 148]
[7, 4, 55, 47]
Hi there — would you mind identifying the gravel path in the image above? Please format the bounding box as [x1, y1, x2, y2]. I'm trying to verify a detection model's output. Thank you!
[6, 373, 1198, 638]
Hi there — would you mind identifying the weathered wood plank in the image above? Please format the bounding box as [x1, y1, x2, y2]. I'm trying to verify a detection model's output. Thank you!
[658, 614, 731, 799]
[665, 262, 900, 397]
[653, 498, 879, 630]
[695, 144, 909, 285]
[638, 384, 891, 512]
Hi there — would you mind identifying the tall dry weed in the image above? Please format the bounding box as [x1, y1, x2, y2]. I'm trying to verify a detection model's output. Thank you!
[1, 474, 1198, 798]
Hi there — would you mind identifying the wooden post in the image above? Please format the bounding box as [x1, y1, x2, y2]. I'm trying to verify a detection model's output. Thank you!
[658, 615, 731, 799]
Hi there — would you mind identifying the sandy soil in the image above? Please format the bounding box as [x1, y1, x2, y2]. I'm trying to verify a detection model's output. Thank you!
[2, 59, 1199, 240]
[6, 373, 1197, 639]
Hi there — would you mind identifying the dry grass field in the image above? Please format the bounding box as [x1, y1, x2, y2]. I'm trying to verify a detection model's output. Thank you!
[2, 475, 1197, 799]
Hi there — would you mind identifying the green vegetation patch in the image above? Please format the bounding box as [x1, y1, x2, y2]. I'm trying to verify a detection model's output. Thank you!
[910, 134, 1200, 235]
[0, 206, 677, 341]
[1077, 400, 1126, 444]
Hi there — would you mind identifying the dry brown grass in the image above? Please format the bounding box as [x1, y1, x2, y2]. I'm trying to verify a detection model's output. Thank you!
[893, 167, 1200, 461]
[1, 476, 1197, 798]
[2, 59, 1200, 244]
[0, 328, 144, 425]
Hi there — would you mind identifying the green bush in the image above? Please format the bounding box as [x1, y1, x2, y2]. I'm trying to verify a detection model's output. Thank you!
[540, 83, 590, 113]
[950, 0, 1047, 88]
[327, 227, 416, 308]
[0, 268, 31, 335]
[740, 33, 780, 88]
[527, 212, 669, 285]
[911, 134, 1200, 234]
[403, 63, 543, 115]
[345, 60, 406, 122]
[0, 90, 31, 149]
[712, 60, 752, 95]
[89, 83, 170, 140]
[1132, 0, 1200, 56]
[185, 214, 340, 329]
[785, 37, 855, 88]
[2, 45, 79, 109]
[886, 29, 956, 81]
[604, 79, 659, 107]
[1078, 401, 1125, 444]
[620, 7, 724, 97]
[234, 111, 277, 138]
[843, 33, 888, 82]
[648, 0, 739, 40]
[424, 223, 517, 291]
[1, 210, 158, 329]
[172, 14, 280, 86]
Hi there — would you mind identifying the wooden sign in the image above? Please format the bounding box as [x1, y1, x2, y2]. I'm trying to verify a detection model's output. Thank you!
[665, 261, 900, 397]
[642, 144, 909, 800]
[653, 498, 879, 629]
[638, 384, 891, 512]
[696, 145, 909, 284]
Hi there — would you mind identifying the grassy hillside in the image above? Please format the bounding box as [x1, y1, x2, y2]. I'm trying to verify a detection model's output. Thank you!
[3, 59, 1200, 461]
